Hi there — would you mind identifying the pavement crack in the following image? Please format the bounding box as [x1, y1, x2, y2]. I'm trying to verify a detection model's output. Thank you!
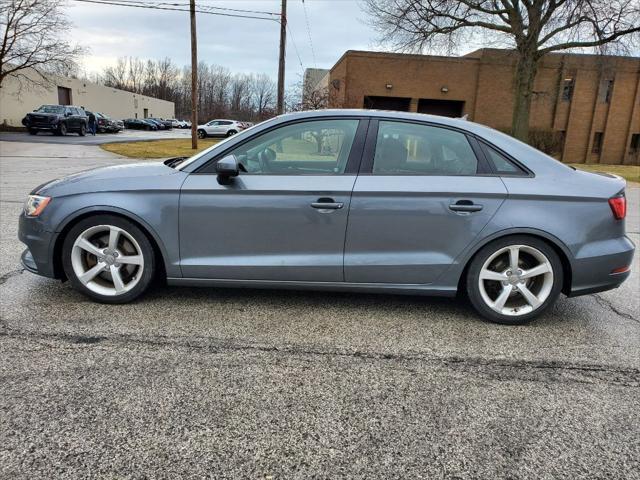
[591, 293, 639, 324]
[0, 268, 25, 286]
[1, 329, 638, 387]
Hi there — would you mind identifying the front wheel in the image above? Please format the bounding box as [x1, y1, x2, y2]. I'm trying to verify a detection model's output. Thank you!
[79, 124, 86, 136]
[62, 215, 155, 303]
[57, 122, 67, 136]
[466, 236, 563, 325]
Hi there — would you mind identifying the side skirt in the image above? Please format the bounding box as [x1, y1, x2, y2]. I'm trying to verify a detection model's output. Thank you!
[166, 277, 458, 297]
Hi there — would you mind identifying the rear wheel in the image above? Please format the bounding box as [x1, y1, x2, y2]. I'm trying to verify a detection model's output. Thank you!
[226, 129, 237, 137]
[466, 236, 563, 325]
[62, 215, 155, 303]
[198, 129, 207, 139]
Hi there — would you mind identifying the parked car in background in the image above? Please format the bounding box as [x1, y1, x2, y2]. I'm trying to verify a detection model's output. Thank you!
[22, 105, 88, 136]
[123, 118, 156, 131]
[169, 119, 181, 128]
[197, 119, 245, 138]
[145, 119, 165, 130]
[17, 110, 634, 324]
[96, 112, 122, 133]
[149, 118, 172, 129]
[181, 120, 192, 129]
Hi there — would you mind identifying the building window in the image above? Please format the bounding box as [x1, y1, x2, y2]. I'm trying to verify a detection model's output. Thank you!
[562, 77, 574, 101]
[592, 132, 604, 154]
[630, 134, 640, 153]
[599, 79, 614, 103]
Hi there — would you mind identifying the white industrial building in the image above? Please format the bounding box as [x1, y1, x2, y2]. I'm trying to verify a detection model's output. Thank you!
[0, 68, 175, 127]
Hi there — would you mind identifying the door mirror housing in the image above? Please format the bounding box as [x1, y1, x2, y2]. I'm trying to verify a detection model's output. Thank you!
[215, 155, 239, 183]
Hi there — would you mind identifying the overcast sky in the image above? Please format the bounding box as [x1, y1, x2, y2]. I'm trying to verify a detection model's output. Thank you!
[66, 0, 389, 87]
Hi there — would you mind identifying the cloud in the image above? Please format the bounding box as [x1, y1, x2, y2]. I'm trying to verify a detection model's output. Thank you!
[66, 0, 378, 87]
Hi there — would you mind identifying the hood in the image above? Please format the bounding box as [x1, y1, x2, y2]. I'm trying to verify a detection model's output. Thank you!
[35, 161, 183, 197]
[25, 111, 59, 119]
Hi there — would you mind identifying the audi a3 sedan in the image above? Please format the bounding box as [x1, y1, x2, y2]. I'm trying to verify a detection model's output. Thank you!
[18, 110, 633, 324]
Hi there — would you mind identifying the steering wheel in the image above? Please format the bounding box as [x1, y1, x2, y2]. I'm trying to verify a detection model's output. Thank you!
[256, 147, 276, 173]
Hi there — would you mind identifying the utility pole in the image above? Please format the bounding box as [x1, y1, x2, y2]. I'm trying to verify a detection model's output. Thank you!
[190, 0, 198, 149]
[276, 0, 287, 115]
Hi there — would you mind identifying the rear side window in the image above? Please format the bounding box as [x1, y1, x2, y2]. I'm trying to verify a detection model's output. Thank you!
[481, 143, 527, 175]
[372, 121, 478, 175]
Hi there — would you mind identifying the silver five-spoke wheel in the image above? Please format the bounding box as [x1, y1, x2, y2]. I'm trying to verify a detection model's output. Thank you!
[71, 224, 144, 297]
[478, 244, 554, 317]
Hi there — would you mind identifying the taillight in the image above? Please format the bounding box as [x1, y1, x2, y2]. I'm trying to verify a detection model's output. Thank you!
[608, 194, 626, 220]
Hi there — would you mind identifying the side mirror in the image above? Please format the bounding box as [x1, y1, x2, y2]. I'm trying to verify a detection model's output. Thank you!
[215, 155, 239, 184]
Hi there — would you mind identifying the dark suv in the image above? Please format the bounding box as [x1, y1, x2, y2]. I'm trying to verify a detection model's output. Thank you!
[22, 105, 88, 136]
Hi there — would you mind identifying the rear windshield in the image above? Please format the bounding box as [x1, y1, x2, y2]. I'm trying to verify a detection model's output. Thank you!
[36, 105, 65, 114]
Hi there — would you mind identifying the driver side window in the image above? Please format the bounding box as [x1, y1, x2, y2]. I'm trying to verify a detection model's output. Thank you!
[372, 121, 478, 175]
[226, 119, 359, 175]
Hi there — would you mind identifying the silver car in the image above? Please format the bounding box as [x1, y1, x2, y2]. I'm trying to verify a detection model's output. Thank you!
[18, 110, 634, 324]
[197, 119, 245, 138]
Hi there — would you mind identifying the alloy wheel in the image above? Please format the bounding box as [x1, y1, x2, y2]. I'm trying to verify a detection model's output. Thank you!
[478, 244, 554, 317]
[70, 224, 144, 296]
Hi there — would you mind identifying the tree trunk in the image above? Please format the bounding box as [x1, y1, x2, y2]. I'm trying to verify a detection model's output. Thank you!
[511, 51, 539, 142]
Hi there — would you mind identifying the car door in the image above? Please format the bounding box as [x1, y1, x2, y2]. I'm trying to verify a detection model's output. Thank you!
[179, 117, 367, 281]
[344, 119, 508, 285]
[205, 121, 220, 135]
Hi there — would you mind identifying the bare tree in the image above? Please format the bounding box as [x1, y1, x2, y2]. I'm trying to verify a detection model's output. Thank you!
[103, 57, 127, 90]
[364, 0, 640, 141]
[251, 73, 276, 119]
[0, 0, 84, 89]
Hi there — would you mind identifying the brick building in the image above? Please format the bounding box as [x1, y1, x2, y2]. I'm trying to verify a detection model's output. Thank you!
[326, 49, 640, 165]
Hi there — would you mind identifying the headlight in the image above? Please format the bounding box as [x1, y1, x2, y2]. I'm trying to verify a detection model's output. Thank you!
[24, 195, 51, 217]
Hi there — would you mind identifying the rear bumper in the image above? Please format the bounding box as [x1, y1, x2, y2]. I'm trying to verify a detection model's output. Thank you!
[18, 214, 57, 278]
[568, 235, 635, 297]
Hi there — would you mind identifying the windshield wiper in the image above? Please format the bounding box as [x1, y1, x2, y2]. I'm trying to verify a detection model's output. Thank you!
[164, 157, 188, 168]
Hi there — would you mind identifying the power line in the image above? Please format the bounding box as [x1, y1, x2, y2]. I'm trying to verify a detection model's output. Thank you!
[71, 0, 279, 22]
[286, 23, 305, 71]
[301, 0, 316, 68]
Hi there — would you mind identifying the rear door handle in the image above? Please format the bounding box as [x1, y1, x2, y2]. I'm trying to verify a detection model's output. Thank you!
[449, 201, 483, 213]
[311, 198, 344, 210]
[311, 202, 344, 210]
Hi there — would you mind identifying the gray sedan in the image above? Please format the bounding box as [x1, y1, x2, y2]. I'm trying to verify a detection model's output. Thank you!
[18, 110, 634, 324]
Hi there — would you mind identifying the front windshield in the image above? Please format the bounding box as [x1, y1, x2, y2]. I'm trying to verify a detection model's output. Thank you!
[36, 105, 65, 114]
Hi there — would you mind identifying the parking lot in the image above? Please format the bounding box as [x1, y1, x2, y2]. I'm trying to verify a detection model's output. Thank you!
[1, 140, 639, 478]
[0, 127, 191, 146]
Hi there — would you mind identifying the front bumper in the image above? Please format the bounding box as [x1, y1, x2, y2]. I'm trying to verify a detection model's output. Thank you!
[18, 214, 57, 278]
[568, 235, 635, 297]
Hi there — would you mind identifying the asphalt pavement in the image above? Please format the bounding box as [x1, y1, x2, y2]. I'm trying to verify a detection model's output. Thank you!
[0, 128, 191, 146]
[0, 141, 638, 479]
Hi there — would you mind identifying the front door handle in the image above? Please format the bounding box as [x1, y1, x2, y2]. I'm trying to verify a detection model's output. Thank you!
[449, 201, 483, 213]
[311, 198, 344, 210]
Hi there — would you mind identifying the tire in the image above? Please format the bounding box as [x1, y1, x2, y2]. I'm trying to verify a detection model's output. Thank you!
[466, 235, 563, 325]
[57, 123, 67, 136]
[79, 124, 86, 136]
[226, 129, 237, 137]
[62, 215, 156, 304]
[198, 129, 207, 139]
[28, 129, 38, 135]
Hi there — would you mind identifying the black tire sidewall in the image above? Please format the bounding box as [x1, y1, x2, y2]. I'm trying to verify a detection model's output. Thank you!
[62, 215, 156, 304]
[198, 129, 206, 139]
[466, 235, 564, 325]
[59, 123, 67, 136]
